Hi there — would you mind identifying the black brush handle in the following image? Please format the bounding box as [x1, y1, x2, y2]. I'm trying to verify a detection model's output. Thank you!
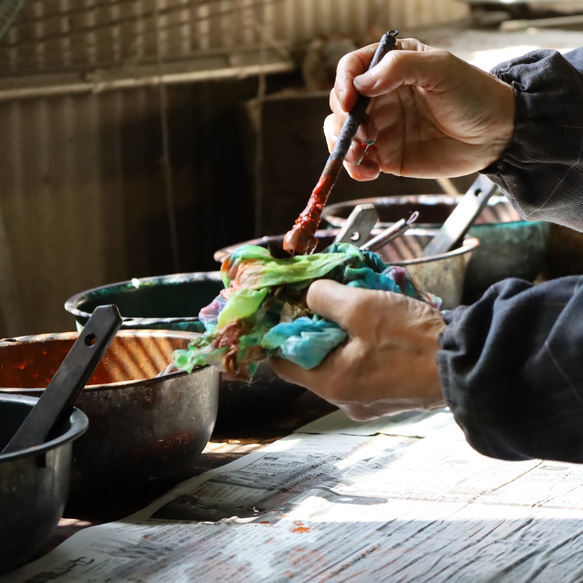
[331, 29, 399, 165]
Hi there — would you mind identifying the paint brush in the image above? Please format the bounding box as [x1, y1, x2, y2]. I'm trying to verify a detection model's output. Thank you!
[281, 30, 399, 257]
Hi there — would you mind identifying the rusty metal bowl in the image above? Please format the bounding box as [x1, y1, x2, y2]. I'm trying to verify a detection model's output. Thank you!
[322, 194, 549, 302]
[214, 228, 479, 310]
[0, 395, 88, 575]
[64, 274, 307, 425]
[0, 330, 218, 498]
[323, 194, 523, 228]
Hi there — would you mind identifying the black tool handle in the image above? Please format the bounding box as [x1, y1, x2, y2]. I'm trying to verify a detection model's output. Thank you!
[1, 305, 122, 454]
[330, 29, 399, 164]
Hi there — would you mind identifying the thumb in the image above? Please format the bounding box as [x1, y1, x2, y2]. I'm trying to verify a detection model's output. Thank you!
[305, 279, 385, 333]
[305, 279, 352, 323]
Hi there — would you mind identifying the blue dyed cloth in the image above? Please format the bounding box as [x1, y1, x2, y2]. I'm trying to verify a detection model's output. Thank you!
[261, 316, 348, 369]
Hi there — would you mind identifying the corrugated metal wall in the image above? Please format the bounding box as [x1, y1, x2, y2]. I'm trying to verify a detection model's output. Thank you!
[0, 0, 468, 337]
[0, 0, 467, 77]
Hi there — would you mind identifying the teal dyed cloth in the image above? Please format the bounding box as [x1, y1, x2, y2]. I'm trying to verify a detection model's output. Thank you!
[173, 242, 441, 381]
[262, 316, 348, 369]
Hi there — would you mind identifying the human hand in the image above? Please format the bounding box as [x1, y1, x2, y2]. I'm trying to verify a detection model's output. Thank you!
[325, 38, 515, 180]
[270, 279, 446, 421]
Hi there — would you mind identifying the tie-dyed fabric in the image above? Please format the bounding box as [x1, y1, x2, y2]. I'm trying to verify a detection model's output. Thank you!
[174, 243, 441, 381]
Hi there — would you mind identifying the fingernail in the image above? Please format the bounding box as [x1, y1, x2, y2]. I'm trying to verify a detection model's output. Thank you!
[350, 142, 365, 166]
[354, 73, 375, 90]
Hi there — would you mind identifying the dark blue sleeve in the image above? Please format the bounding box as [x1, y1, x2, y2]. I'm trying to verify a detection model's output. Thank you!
[438, 276, 583, 462]
[437, 47, 583, 462]
[484, 47, 583, 231]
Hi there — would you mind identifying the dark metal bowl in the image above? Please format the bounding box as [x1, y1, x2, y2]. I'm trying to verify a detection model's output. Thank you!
[322, 195, 549, 302]
[214, 228, 479, 310]
[64, 273, 307, 425]
[0, 330, 218, 498]
[65, 271, 223, 333]
[0, 395, 88, 575]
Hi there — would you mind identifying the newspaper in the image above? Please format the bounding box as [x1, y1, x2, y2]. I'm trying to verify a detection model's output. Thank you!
[6, 408, 583, 583]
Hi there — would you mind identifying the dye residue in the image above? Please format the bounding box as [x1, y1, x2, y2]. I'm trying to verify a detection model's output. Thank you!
[292, 521, 311, 534]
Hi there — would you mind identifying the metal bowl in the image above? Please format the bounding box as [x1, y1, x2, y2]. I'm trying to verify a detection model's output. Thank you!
[64, 275, 307, 425]
[64, 271, 223, 333]
[0, 395, 88, 575]
[0, 330, 218, 497]
[214, 228, 479, 310]
[322, 195, 549, 302]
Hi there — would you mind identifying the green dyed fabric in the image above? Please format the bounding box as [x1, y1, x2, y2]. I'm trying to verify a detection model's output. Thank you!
[174, 243, 441, 381]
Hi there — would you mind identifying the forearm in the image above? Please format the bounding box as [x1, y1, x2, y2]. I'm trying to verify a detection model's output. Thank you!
[437, 276, 583, 462]
[484, 47, 583, 231]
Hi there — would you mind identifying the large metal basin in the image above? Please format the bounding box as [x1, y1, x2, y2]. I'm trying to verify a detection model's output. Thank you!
[0, 330, 218, 498]
[322, 195, 549, 302]
[214, 228, 479, 310]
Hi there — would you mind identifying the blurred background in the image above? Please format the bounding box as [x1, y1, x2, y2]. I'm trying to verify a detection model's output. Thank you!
[1, 0, 582, 337]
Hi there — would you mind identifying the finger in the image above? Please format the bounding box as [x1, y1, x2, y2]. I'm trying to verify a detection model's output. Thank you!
[354, 40, 443, 97]
[324, 114, 370, 167]
[272, 344, 393, 413]
[324, 116, 380, 178]
[333, 37, 430, 107]
[349, 141, 367, 165]
[330, 83, 380, 145]
[334, 43, 381, 111]
[323, 113, 342, 153]
[343, 158, 380, 181]
[358, 113, 378, 146]
[272, 354, 387, 421]
[350, 112, 378, 147]
[328, 87, 344, 116]
[305, 279, 379, 331]
[395, 37, 429, 52]
[269, 356, 329, 393]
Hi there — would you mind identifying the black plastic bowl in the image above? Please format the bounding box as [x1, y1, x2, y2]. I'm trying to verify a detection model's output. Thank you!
[0, 395, 88, 575]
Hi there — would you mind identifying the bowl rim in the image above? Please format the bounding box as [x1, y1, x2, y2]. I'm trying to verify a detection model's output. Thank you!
[0, 330, 209, 393]
[323, 193, 511, 211]
[392, 234, 480, 265]
[0, 394, 89, 461]
[213, 227, 480, 264]
[64, 270, 222, 322]
[321, 194, 534, 228]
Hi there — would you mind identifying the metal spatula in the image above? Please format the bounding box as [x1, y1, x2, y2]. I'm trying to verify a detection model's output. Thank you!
[333, 204, 379, 246]
[1, 304, 122, 454]
[421, 175, 499, 257]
